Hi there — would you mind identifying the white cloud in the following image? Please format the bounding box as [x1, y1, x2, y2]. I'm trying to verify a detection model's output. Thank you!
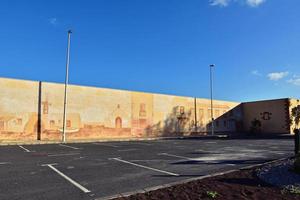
[251, 70, 262, 76]
[267, 71, 289, 81]
[246, 0, 266, 7]
[210, 0, 230, 7]
[287, 78, 300, 86]
[49, 18, 57, 25]
[209, 0, 266, 7]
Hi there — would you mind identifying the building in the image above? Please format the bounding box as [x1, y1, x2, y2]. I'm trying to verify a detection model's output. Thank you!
[241, 98, 299, 134]
[0, 77, 299, 142]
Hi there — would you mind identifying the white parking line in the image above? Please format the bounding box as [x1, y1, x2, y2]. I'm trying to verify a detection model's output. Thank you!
[110, 158, 179, 176]
[0, 162, 11, 165]
[18, 145, 31, 152]
[205, 142, 217, 144]
[59, 144, 81, 150]
[48, 153, 80, 157]
[93, 143, 119, 148]
[158, 153, 193, 160]
[130, 159, 171, 162]
[42, 163, 91, 193]
[118, 149, 137, 152]
[226, 164, 236, 166]
[133, 143, 153, 146]
[175, 146, 186, 148]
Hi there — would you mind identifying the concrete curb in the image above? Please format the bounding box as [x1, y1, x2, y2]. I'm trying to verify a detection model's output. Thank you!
[0, 135, 229, 146]
[96, 157, 291, 200]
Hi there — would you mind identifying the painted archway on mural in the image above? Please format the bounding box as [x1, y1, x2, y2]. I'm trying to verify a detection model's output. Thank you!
[115, 117, 122, 129]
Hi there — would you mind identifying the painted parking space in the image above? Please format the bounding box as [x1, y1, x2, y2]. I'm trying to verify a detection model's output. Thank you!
[0, 160, 91, 200]
[0, 138, 295, 200]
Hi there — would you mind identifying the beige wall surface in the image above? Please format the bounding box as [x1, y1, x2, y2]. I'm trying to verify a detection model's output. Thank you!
[0, 77, 241, 142]
[0, 78, 39, 141]
[242, 99, 291, 134]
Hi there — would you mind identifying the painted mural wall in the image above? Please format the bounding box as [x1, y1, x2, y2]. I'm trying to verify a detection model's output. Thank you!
[0, 77, 241, 142]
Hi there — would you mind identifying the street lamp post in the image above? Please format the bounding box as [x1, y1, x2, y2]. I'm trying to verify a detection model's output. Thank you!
[62, 30, 72, 143]
[209, 64, 215, 136]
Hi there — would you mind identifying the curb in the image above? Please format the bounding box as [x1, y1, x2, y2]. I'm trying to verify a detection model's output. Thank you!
[96, 157, 291, 200]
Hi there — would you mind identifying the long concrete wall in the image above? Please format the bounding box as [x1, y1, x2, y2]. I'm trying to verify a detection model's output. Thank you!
[0, 77, 241, 142]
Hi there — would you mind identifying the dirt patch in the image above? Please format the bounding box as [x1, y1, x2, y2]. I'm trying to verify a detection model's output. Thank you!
[114, 167, 300, 200]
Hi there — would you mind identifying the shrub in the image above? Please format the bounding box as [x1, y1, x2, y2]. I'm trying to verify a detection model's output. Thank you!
[250, 118, 261, 134]
[206, 191, 218, 199]
[282, 185, 300, 195]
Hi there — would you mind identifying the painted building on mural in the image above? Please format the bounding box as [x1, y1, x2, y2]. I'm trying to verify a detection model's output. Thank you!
[0, 77, 298, 142]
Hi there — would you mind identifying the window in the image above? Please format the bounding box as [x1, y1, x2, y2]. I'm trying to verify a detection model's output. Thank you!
[190, 120, 195, 127]
[139, 103, 146, 117]
[216, 120, 219, 127]
[43, 102, 49, 114]
[224, 120, 227, 127]
[66, 120, 71, 128]
[50, 120, 55, 128]
[16, 118, 22, 125]
[180, 106, 185, 114]
[261, 112, 272, 120]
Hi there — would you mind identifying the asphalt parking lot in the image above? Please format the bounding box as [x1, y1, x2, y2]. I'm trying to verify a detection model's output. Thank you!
[0, 138, 294, 200]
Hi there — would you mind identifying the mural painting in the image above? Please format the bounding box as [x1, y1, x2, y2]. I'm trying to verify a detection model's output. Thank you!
[0, 77, 241, 142]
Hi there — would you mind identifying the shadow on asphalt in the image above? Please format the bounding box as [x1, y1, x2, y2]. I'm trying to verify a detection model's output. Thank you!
[159, 134, 294, 141]
[171, 159, 273, 165]
[152, 174, 205, 178]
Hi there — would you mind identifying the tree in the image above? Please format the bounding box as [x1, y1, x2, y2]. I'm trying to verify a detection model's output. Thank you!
[292, 105, 300, 130]
[250, 118, 261, 134]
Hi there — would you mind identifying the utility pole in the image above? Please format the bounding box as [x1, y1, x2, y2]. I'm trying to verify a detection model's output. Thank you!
[209, 64, 215, 136]
[62, 30, 72, 143]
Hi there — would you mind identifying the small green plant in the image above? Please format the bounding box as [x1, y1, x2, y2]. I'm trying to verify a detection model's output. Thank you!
[206, 191, 218, 199]
[281, 185, 300, 195]
[290, 186, 300, 195]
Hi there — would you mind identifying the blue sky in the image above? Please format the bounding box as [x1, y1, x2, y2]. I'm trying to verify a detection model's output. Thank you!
[0, 0, 299, 102]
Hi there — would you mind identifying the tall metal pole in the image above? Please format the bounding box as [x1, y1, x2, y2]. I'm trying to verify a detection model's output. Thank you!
[194, 97, 197, 132]
[62, 30, 72, 143]
[209, 64, 215, 136]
